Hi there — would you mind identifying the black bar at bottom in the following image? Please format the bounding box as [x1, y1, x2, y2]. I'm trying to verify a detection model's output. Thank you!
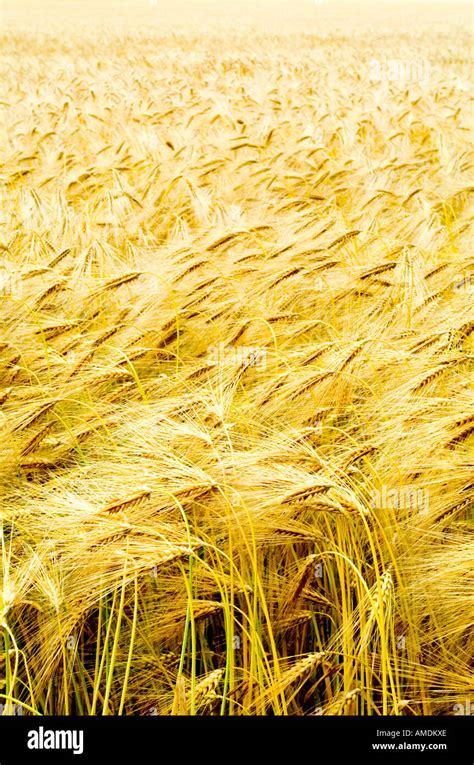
[0, 715, 471, 763]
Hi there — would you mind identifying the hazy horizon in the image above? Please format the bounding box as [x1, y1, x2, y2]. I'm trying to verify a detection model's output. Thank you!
[1, 0, 472, 31]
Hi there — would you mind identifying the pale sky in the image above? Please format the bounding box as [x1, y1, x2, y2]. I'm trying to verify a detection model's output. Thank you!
[1, 0, 471, 30]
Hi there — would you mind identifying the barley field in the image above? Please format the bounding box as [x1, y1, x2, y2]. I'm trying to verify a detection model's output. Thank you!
[0, 0, 473, 717]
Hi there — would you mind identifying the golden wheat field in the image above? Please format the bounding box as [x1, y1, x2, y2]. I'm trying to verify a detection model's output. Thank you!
[0, 0, 473, 718]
